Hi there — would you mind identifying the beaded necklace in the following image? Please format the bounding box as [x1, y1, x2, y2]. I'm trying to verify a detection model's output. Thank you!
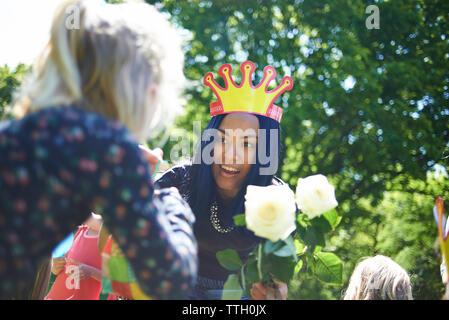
[209, 200, 235, 234]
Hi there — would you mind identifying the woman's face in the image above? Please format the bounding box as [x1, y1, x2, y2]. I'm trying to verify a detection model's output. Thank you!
[212, 113, 259, 202]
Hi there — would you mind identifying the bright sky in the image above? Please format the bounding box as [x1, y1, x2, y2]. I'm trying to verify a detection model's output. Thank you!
[0, 0, 64, 68]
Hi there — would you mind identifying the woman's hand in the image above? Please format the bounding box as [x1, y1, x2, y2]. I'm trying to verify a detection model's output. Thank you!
[250, 281, 288, 300]
[138, 145, 164, 175]
[51, 257, 66, 275]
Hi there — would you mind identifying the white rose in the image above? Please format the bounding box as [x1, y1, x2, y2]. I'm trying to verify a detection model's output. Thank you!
[245, 184, 297, 242]
[295, 174, 338, 219]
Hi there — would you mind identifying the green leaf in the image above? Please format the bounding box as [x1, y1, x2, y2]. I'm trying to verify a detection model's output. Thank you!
[243, 281, 251, 299]
[314, 252, 343, 286]
[294, 239, 306, 256]
[313, 245, 323, 254]
[221, 274, 243, 300]
[233, 214, 246, 227]
[263, 240, 284, 255]
[311, 215, 332, 234]
[296, 213, 310, 228]
[298, 226, 326, 254]
[273, 237, 297, 261]
[322, 209, 341, 229]
[243, 257, 259, 298]
[262, 255, 296, 284]
[305, 253, 316, 278]
[216, 249, 243, 271]
[245, 257, 260, 285]
[294, 259, 304, 276]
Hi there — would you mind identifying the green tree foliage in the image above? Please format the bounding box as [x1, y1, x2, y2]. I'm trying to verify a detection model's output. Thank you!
[0, 64, 29, 121]
[146, 0, 449, 299]
[312, 173, 449, 300]
[147, 0, 448, 185]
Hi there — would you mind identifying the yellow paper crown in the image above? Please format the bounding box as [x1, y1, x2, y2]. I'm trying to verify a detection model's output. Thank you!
[203, 61, 293, 123]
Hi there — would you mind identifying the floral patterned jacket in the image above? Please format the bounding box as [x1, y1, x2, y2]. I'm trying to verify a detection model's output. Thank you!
[0, 106, 198, 299]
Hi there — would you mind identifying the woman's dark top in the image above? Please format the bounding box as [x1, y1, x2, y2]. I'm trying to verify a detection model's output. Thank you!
[0, 106, 197, 299]
[156, 163, 284, 282]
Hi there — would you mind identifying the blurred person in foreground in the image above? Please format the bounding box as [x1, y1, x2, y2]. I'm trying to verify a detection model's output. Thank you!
[0, 0, 197, 299]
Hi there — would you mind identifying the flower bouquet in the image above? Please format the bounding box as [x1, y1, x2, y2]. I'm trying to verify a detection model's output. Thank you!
[216, 174, 343, 299]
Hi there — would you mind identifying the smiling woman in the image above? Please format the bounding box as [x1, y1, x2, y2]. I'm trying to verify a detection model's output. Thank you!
[212, 113, 260, 202]
[156, 60, 293, 300]
[156, 112, 284, 300]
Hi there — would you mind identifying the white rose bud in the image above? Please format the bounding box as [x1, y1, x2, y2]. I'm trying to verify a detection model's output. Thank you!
[295, 174, 338, 219]
[245, 184, 297, 242]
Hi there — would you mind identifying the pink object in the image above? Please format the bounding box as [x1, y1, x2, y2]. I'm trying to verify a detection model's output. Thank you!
[45, 225, 102, 300]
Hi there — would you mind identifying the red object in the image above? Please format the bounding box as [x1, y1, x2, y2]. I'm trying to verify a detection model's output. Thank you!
[45, 225, 102, 300]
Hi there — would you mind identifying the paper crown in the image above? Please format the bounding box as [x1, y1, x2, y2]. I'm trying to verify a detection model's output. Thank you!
[203, 61, 293, 123]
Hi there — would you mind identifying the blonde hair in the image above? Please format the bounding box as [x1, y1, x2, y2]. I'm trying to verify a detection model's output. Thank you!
[343, 255, 413, 300]
[13, 0, 185, 142]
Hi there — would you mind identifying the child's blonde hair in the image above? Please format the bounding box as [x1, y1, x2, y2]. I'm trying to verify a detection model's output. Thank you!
[13, 0, 185, 142]
[343, 255, 413, 300]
